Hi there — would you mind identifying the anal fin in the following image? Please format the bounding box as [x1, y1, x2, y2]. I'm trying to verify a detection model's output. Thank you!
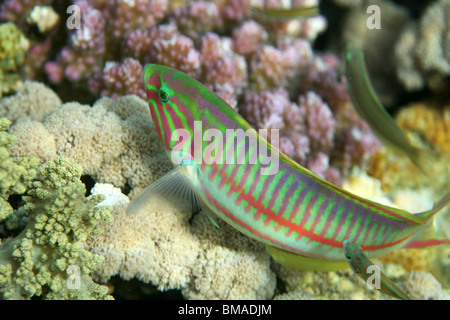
[266, 245, 350, 272]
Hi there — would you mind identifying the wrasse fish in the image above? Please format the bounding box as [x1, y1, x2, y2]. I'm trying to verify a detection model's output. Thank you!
[345, 43, 434, 173]
[129, 64, 450, 294]
[251, 5, 319, 21]
[343, 240, 411, 300]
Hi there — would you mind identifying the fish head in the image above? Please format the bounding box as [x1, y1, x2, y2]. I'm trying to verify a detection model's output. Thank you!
[143, 63, 203, 158]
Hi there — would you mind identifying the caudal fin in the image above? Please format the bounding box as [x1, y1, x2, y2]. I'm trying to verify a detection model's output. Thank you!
[415, 193, 450, 221]
[404, 193, 450, 249]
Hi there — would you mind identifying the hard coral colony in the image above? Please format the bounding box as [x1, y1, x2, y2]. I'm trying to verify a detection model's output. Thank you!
[0, 0, 449, 300]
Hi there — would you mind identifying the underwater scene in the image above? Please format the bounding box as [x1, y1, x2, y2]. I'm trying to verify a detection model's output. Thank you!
[0, 0, 449, 301]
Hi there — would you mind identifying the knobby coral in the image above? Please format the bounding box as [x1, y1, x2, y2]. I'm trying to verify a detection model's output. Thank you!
[395, 0, 450, 92]
[2, 82, 173, 196]
[0, 118, 38, 222]
[86, 186, 276, 299]
[0, 119, 113, 299]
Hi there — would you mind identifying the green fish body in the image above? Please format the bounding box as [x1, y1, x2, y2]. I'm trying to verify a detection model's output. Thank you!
[129, 64, 449, 275]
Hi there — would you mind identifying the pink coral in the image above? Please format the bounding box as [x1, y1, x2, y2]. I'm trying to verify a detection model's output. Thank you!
[215, 0, 252, 24]
[124, 23, 200, 77]
[232, 20, 268, 57]
[173, 1, 219, 40]
[300, 54, 350, 113]
[45, 0, 169, 85]
[122, 23, 177, 63]
[99, 0, 168, 40]
[305, 152, 342, 186]
[45, 0, 105, 83]
[249, 39, 312, 91]
[249, 45, 295, 90]
[152, 33, 200, 77]
[200, 33, 247, 106]
[241, 88, 311, 163]
[338, 120, 382, 169]
[301, 91, 336, 152]
[89, 58, 146, 100]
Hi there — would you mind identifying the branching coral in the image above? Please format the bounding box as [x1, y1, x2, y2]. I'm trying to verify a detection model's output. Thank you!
[123, 22, 200, 78]
[200, 32, 247, 107]
[241, 88, 348, 184]
[89, 57, 146, 100]
[0, 118, 38, 222]
[45, 0, 105, 83]
[173, 1, 219, 41]
[0, 122, 113, 299]
[232, 20, 267, 58]
[395, 0, 450, 92]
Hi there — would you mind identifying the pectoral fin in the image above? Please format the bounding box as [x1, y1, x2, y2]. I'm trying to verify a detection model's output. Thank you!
[126, 164, 221, 228]
[126, 165, 201, 215]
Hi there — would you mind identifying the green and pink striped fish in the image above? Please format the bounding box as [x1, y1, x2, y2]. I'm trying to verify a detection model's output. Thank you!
[343, 240, 411, 300]
[128, 63, 450, 296]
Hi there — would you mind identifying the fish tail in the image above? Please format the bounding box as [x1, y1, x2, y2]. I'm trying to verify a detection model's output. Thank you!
[415, 192, 450, 221]
[404, 193, 450, 249]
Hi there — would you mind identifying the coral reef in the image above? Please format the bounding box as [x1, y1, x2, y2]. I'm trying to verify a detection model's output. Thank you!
[241, 86, 380, 185]
[327, 0, 409, 106]
[0, 22, 29, 73]
[1, 0, 381, 178]
[0, 22, 30, 96]
[86, 186, 276, 299]
[404, 271, 449, 300]
[368, 101, 450, 193]
[3, 83, 173, 195]
[395, 0, 450, 92]
[0, 120, 113, 299]
[0, 0, 448, 301]
[0, 118, 38, 222]
[87, 197, 200, 291]
[182, 213, 275, 300]
[0, 81, 61, 123]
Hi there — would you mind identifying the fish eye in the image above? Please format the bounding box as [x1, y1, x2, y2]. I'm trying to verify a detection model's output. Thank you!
[158, 87, 170, 103]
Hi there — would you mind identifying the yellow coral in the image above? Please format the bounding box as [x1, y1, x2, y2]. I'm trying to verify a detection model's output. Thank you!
[368, 102, 450, 192]
[0, 22, 30, 72]
[379, 247, 437, 272]
[396, 102, 450, 153]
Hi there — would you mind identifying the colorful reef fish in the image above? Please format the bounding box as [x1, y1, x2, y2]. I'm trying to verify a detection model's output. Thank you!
[345, 43, 434, 173]
[251, 4, 319, 21]
[128, 63, 450, 298]
[343, 240, 411, 300]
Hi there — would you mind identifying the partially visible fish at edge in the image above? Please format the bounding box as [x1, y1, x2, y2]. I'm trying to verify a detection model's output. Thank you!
[345, 43, 436, 174]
